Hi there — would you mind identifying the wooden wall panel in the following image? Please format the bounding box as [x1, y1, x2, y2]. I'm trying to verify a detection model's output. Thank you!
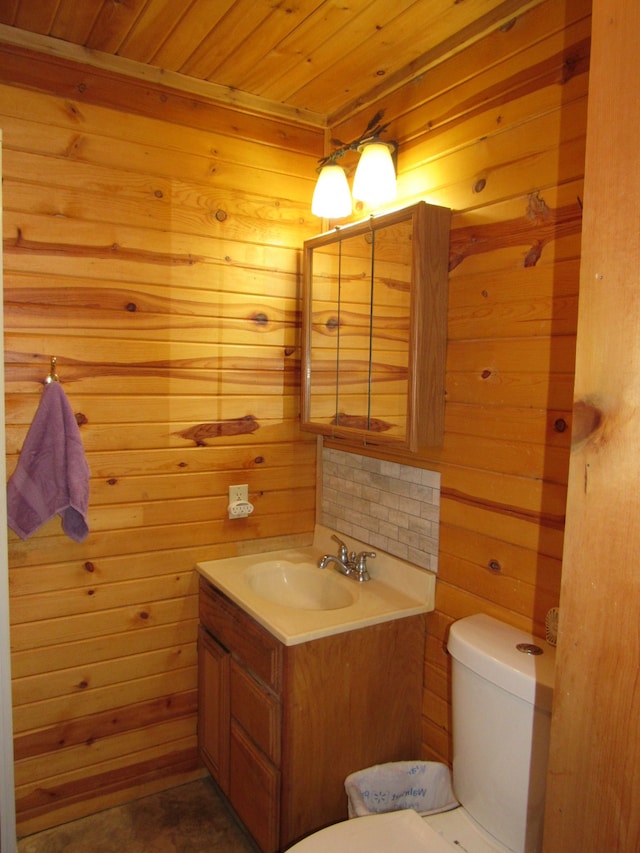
[328, 0, 589, 766]
[0, 48, 321, 836]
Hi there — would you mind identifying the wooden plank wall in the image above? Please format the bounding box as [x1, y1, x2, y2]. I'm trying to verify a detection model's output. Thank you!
[0, 46, 321, 836]
[328, 0, 590, 765]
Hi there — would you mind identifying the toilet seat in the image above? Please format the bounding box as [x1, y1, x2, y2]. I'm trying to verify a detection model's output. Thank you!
[286, 807, 513, 853]
[286, 809, 454, 852]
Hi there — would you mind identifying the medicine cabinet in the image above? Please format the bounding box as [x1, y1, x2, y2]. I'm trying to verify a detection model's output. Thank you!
[301, 201, 450, 451]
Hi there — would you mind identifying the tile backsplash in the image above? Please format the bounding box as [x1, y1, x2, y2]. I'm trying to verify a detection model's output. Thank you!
[321, 447, 441, 572]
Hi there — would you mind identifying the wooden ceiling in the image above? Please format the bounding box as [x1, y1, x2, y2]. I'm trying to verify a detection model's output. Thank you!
[0, 0, 545, 125]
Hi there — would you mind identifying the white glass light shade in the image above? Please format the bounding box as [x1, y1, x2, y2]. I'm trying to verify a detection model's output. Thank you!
[311, 164, 352, 218]
[352, 142, 397, 206]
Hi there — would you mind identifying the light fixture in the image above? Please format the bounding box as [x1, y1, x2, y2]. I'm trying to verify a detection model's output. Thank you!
[311, 163, 352, 218]
[312, 112, 397, 219]
[352, 141, 397, 206]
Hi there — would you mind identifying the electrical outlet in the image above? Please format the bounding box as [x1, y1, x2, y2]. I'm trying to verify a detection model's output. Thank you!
[228, 484, 253, 519]
[229, 503, 252, 517]
[229, 484, 248, 504]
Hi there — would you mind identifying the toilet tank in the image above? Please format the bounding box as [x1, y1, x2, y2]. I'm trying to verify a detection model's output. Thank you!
[448, 614, 556, 853]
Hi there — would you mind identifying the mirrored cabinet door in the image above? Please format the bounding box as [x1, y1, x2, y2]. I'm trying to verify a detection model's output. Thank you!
[302, 202, 450, 451]
[335, 229, 375, 431]
[368, 218, 413, 440]
[306, 241, 338, 426]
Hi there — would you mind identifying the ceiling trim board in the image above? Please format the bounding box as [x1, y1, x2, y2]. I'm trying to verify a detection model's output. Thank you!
[0, 24, 327, 129]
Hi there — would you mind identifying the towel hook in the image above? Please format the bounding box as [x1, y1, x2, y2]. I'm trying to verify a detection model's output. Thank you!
[45, 356, 59, 384]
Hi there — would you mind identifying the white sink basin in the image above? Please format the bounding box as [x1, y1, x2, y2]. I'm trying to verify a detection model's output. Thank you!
[197, 525, 435, 645]
[244, 560, 356, 611]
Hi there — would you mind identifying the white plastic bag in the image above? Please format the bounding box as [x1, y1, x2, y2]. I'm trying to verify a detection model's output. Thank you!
[345, 760, 458, 818]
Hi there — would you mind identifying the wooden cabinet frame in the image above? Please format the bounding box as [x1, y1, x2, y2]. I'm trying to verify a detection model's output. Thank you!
[197, 626, 230, 794]
[301, 201, 450, 451]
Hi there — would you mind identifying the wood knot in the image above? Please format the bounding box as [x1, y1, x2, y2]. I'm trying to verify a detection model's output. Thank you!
[488, 559, 502, 573]
[562, 54, 580, 84]
[252, 312, 269, 326]
[126, 302, 137, 312]
[215, 209, 227, 222]
[84, 561, 95, 572]
[474, 178, 486, 193]
[175, 415, 259, 445]
[524, 243, 542, 267]
[481, 369, 492, 379]
[554, 418, 568, 433]
[572, 400, 603, 445]
[526, 192, 550, 222]
[75, 412, 88, 426]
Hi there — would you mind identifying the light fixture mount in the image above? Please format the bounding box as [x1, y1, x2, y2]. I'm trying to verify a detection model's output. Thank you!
[316, 110, 397, 171]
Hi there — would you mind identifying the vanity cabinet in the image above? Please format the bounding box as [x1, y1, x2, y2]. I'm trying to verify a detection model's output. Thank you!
[302, 201, 450, 451]
[198, 576, 425, 852]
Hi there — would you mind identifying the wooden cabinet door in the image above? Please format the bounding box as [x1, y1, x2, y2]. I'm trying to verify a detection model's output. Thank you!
[198, 626, 230, 793]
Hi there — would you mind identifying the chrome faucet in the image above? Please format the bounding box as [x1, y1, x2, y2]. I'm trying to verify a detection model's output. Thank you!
[318, 534, 375, 582]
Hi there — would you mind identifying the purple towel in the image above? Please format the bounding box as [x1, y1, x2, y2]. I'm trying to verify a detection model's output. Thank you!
[7, 382, 90, 542]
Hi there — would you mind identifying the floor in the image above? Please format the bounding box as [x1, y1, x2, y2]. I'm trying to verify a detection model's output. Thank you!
[17, 778, 260, 853]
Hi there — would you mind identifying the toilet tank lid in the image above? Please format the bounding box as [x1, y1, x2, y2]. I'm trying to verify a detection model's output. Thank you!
[448, 614, 555, 710]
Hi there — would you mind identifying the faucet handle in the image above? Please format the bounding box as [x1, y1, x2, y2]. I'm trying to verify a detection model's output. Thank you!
[354, 551, 376, 581]
[331, 534, 349, 561]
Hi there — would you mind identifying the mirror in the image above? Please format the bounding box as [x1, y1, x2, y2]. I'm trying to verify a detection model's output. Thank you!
[301, 202, 450, 451]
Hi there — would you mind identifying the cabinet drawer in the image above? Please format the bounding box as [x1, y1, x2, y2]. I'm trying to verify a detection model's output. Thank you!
[230, 720, 280, 853]
[230, 658, 281, 765]
[199, 577, 282, 694]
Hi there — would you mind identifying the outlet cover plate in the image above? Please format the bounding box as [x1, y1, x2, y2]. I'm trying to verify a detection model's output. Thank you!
[229, 484, 248, 504]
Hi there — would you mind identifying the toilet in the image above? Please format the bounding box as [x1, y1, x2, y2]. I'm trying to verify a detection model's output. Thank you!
[287, 613, 556, 853]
